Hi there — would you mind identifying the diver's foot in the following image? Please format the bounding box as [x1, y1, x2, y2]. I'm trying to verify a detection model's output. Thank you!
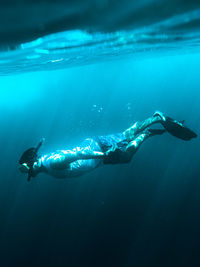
[153, 111, 166, 122]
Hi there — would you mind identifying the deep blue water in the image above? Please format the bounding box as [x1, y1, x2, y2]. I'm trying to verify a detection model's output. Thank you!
[1, 1, 200, 267]
[1, 53, 200, 267]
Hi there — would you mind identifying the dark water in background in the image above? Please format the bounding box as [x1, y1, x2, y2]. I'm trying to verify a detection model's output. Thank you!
[1, 1, 200, 267]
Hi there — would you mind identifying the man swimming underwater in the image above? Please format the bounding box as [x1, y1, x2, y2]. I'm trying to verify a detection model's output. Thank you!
[19, 111, 197, 181]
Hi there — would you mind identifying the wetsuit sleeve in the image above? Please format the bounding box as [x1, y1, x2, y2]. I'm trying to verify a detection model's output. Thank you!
[49, 150, 105, 170]
[78, 150, 105, 160]
[49, 151, 78, 169]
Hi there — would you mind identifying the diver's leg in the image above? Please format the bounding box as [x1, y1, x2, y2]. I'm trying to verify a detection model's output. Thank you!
[124, 129, 165, 161]
[123, 112, 164, 142]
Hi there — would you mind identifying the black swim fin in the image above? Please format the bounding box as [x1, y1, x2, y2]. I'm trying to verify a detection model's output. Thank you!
[162, 116, 197, 141]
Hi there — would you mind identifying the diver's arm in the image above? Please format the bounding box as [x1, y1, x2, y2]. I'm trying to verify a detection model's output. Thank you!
[49, 151, 79, 169]
[78, 150, 105, 160]
[49, 150, 105, 170]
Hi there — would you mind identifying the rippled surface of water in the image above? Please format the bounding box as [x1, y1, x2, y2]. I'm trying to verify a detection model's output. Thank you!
[0, 8, 200, 75]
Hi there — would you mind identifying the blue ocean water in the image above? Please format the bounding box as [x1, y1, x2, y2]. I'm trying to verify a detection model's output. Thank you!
[0, 1, 200, 267]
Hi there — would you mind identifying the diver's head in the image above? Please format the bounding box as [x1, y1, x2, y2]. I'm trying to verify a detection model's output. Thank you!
[19, 138, 45, 181]
[19, 147, 38, 177]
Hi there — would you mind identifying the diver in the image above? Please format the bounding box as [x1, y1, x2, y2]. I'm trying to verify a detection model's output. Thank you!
[19, 111, 197, 181]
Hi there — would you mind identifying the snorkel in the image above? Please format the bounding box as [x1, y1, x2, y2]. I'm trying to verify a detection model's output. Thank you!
[19, 138, 45, 182]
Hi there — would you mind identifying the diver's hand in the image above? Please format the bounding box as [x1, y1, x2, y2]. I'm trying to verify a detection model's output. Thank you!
[105, 144, 120, 158]
[104, 144, 121, 164]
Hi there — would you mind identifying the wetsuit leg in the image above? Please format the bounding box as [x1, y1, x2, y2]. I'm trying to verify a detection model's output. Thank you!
[124, 114, 163, 142]
[124, 129, 165, 161]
